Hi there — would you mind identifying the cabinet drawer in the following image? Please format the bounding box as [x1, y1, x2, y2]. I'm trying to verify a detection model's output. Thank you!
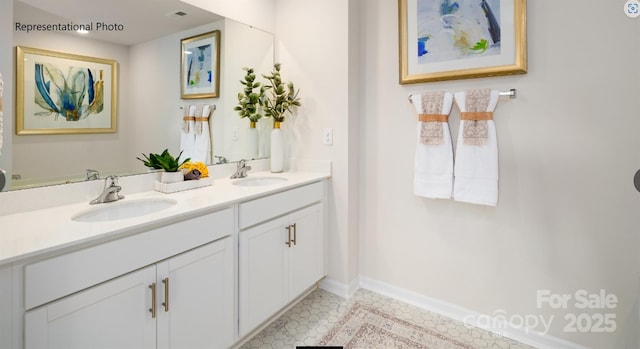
[24, 207, 233, 310]
[238, 181, 324, 229]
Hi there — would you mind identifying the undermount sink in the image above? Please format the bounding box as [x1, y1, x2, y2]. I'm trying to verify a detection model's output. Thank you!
[232, 176, 288, 187]
[72, 198, 177, 223]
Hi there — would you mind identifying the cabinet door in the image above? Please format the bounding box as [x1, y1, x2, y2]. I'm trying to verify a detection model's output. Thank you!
[157, 237, 234, 349]
[25, 265, 157, 349]
[239, 216, 289, 336]
[289, 203, 325, 298]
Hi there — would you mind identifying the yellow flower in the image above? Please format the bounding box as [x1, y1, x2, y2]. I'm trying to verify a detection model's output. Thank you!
[179, 161, 209, 178]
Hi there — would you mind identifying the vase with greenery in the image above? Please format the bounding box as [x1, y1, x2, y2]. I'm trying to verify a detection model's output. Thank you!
[137, 149, 190, 183]
[234, 67, 263, 159]
[261, 63, 301, 172]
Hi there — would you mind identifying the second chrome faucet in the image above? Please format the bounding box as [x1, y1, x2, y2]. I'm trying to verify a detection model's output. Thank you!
[90, 176, 124, 204]
[230, 160, 251, 179]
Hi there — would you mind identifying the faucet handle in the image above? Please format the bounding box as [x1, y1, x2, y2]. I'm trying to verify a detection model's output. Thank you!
[105, 175, 119, 187]
[238, 159, 247, 168]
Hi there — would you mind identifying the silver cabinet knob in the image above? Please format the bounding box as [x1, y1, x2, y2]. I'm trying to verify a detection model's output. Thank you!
[635, 169, 640, 193]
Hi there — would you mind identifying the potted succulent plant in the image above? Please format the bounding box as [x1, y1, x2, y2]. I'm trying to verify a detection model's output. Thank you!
[260, 63, 301, 172]
[137, 149, 190, 183]
[234, 67, 263, 159]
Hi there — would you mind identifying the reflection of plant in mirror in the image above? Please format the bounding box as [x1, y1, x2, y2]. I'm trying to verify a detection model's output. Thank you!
[261, 63, 301, 124]
[137, 149, 190, 172]
[234, 67, 264, 124]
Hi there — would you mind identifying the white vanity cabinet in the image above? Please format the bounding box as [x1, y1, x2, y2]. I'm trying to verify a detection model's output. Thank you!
[238, 182, 325, 336]
[23, 208, 235, 349]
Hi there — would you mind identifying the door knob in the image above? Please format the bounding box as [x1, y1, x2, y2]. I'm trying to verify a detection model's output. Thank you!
[634, 169, 640, 192]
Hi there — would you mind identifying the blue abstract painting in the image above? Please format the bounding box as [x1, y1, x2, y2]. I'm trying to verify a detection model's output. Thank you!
[34, 63, 104, 121]
[186, 44, 213, 89]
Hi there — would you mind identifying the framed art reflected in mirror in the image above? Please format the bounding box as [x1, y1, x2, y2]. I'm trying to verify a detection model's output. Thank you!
[16, 46, 117, 135]
[181, 30, 221, 99]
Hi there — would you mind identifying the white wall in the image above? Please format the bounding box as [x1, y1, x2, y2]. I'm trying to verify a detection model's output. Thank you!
[275, 0, 358, 287]
[358, 0, 640, 348]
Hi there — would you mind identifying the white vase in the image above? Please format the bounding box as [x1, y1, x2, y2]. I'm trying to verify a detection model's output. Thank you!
[247, 124, 259, 160]
[160, 171, 184, 183]
[270, 122, 284, 173]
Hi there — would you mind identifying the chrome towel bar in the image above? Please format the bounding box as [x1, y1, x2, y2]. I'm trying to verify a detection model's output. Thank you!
[408, 88, 517, 103]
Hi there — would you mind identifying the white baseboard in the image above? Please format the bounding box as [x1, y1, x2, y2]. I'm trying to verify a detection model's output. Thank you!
[323, 275, 589, 349]
[320, 276, 360, 299]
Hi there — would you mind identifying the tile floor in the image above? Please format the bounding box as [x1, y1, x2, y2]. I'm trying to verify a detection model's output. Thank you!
[238, 288, 537, 349]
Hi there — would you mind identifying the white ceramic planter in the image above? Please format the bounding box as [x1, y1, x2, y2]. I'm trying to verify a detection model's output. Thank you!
[160, 171, 184, 183]
[270, 126, 283, 173]
[247, 126, 259, 160]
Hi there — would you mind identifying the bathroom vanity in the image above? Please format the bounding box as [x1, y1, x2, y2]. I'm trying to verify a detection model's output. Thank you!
[0, 171, 328, 349]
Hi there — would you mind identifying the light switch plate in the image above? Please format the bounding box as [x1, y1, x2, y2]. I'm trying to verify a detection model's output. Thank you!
[323, 128, 333, 145]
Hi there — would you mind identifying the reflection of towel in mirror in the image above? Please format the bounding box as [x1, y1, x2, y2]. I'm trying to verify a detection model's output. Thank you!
[410, 91, 454, 199]
[180, 105, 197, 161]
[453, 89, 500, 206]
[0, 72, 3, 157]
[192, 105, 212, 164]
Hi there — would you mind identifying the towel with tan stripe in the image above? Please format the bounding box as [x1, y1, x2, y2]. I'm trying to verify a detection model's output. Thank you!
[410, 92, 454, 199]
[453, 89, 500, 206]
[193, 105, 212, 164]
[180, 105, 197, 162]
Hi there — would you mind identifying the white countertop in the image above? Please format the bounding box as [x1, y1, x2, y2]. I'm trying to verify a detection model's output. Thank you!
[0, 171, 329, 266]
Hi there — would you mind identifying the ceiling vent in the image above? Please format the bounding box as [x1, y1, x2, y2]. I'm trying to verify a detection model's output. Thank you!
[166, 11, 188, 17]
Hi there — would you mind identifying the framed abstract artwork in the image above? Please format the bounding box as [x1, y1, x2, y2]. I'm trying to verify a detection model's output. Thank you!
[16, 46, 117, 135]
[180, 30, 221, 99]
[399, 0, 527, 84]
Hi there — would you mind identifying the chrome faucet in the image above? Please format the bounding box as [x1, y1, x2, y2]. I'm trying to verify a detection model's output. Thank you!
[90, 176, 124, 204]
[230, 159, 251, 179]
[215, 155, 228, 164]
[86, 169, 100, 181]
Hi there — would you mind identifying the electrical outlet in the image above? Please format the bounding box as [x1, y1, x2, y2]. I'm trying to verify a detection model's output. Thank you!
[232, 126, 239, 141]
[323, 128, 333, 145]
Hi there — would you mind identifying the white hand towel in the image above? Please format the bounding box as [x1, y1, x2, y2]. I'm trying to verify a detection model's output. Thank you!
[192, 105, 212, 164]
[410, 91, 454, 199]
[180, 105, 196, 161]
[453, 89, 500, 206]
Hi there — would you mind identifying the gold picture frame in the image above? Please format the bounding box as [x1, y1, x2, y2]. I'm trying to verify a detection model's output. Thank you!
[16, 46, 118, 135]
[180, 30, 221, 99]
[399, 0, 527, 84]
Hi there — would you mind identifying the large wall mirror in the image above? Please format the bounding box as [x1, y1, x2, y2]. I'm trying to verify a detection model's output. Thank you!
[8, 0, 274, 191]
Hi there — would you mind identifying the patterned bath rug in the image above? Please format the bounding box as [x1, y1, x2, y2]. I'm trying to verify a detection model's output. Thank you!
[318, 303, 474, 349]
